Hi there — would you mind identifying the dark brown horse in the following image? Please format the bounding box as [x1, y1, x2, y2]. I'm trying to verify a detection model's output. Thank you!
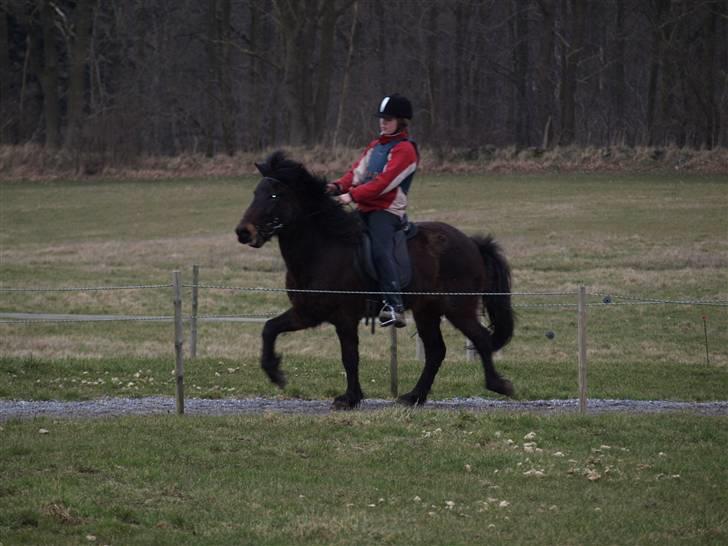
[235, 151, 515, 409]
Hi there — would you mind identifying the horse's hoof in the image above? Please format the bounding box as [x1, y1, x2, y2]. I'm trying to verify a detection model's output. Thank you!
[271, 371, 287, 389]
[397, 392, 427, 406]
[331, 394, 361, 411]
[264, 367, 287, 389]
[262, 354, 286, 388]
[487, 378, 514, 397]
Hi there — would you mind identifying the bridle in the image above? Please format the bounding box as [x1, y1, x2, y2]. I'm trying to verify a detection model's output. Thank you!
[254, 176, 329, 241]
[255, 177, 285, 240]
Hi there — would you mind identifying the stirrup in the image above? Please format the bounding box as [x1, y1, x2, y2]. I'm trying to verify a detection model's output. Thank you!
[378, 303, 406, 328]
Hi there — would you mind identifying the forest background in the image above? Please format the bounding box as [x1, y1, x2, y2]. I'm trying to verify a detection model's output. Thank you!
[0, 0, 727, 178]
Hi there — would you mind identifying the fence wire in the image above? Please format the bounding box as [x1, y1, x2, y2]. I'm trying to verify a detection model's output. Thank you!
[0, 280, 726, 325]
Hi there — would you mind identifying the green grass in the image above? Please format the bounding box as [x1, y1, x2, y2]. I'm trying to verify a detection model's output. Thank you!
[1, 172, 727, 403]
[1, 172, 727, 544]
[1, 411, 726, 545]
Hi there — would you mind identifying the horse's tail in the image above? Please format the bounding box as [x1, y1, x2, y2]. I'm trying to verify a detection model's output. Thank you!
[472, 234, 514, 352]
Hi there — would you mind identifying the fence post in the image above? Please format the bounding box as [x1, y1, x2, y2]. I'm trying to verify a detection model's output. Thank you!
[577, 285, 588, 414]
[415, 333, 425, 363]
[173, 271, 185, 415]
[190, 264, 199, 359]
[465, 341, 476, 361]
[390, 325, 398, 398]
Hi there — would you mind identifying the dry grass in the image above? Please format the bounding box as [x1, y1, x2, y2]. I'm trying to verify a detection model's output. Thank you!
[2, 144, 727, 182]
[1, 170, 726, 375]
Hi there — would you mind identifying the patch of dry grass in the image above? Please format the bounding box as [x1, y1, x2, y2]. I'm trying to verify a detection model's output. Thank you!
[1, 171, 726, 380]
[2, 144, 727, 182]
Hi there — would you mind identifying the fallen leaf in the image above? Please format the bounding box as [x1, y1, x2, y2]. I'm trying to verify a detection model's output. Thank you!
[524, 432, 537, 440]
[38, 428, 49, 434]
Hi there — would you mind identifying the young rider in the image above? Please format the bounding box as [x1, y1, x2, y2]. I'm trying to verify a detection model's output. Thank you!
[328, 94, 418, 328]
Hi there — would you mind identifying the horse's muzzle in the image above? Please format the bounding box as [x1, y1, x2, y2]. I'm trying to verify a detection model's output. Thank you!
[235, 223, 261, 247]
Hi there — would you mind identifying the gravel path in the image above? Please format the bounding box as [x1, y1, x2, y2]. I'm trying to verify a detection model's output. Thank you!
[1, 397, 727, 420]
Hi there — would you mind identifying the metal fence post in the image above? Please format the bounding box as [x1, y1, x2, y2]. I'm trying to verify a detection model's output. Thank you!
[173, 271, 185, 415]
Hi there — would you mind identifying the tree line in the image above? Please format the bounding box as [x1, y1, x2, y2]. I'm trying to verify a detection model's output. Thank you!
[1, 0, 726, 160]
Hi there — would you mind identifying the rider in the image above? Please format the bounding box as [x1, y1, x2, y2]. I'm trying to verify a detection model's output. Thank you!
[328, 94, 418, 328]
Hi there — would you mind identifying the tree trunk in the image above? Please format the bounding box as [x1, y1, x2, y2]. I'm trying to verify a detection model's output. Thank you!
[333, 1, 358, 149]
[65, 0, 95, 151]
[0, 7, 13, 143]
[312, 1, 337, 144]
[612, 0, 626, 144]
[701, 1, 717, 149]
[535, 0, 555, 148]
[512, 0, 530, 148]
[274, 0, 316, 145]
[205, 0, 220, 157]
[558, 0, 584, 146]
[647, 0, 672, 146]
[424, 5, 439, 139]
[39, 0, 60, 149]
[218, 0, 235, 155]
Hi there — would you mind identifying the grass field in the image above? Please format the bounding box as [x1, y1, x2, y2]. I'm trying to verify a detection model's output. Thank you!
[1, 170, 727, 544]
[1, 171, 726, 402]
[1, 411, 727, 545]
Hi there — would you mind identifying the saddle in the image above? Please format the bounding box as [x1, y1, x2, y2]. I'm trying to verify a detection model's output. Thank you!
[357, 221, 419, 289]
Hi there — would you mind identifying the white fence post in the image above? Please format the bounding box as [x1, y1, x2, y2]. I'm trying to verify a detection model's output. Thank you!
[577, 285, 588, 414]
[173, 271, 185, 415]
[389, 325, 398, 398]
[415, 333, 425, 363]
[190, 264, 199, 359]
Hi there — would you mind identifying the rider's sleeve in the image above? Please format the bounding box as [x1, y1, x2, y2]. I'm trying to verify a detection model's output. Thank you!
[334, 140, 377, 192]
[349, 141, 417, 206]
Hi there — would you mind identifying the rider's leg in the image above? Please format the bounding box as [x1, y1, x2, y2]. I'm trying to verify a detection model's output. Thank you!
[364, 211, 406, 327]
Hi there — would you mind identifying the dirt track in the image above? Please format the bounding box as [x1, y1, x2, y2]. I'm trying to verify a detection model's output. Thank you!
[1, 397, 727, 421]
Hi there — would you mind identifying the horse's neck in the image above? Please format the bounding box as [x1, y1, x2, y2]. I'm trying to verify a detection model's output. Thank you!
[277, 227, 325, 283]
[278, 221, 357, 287]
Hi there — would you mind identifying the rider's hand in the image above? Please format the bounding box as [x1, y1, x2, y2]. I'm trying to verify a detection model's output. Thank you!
[325, 183, 341, 195]
[336, 193, 352, 205]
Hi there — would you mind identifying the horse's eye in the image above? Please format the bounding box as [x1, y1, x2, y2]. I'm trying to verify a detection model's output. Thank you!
[270, 194, 278, 200]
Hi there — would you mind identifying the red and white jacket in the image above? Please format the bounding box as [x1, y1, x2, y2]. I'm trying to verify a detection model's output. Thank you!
[334, 130, 418, 218]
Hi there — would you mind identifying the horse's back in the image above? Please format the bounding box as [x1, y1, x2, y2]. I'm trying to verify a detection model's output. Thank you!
[408, 221, 487, 293]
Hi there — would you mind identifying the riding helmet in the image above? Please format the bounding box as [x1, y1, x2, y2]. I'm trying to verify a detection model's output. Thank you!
[376, 94, 413, 119]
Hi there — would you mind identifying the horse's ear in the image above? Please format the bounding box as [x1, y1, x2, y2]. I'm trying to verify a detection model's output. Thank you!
[255, 161, 271, 176]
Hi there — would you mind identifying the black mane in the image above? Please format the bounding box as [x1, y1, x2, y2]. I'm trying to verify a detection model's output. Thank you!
[259, 150, 363, 243]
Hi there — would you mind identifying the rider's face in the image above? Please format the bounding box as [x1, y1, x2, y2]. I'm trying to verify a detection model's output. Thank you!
[379, 116, 398, 135]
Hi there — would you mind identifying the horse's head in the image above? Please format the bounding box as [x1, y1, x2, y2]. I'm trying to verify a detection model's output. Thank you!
[235, 174, 291, 248]
[235, 151, 327, 248]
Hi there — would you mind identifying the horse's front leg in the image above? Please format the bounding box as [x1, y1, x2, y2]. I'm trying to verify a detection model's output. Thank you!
[261, 308, 316, 388]
[331, 320, 363, 410]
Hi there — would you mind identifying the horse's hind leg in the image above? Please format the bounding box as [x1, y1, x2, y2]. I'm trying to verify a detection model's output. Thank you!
[398, 311, 446, 406]
[446, 311, 514, 397]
